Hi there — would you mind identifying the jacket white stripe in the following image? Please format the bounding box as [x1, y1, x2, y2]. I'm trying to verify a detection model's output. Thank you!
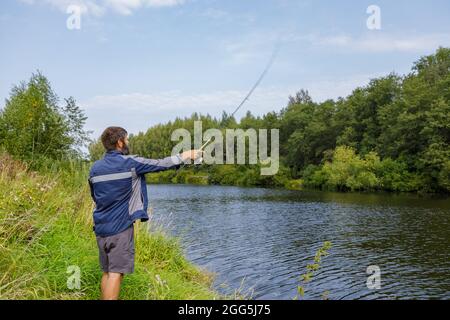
[90, 171, 132, 184]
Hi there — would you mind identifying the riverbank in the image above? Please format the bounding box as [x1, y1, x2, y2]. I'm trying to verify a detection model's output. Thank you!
[145, 165, 304, 191]
[145, 158, 449, 195]
[0, 153, 218, 299]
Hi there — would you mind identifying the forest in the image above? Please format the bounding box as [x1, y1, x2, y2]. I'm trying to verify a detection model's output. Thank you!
[88, 47, 450, 193]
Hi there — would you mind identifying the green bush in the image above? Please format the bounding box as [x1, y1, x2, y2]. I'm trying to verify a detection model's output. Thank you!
[185, 175, 209, 185]
[438, 160, 450, 192]
[146, 170, 177, 184]
[285, 179, 303, 190]
[312, 146, 381, 191]
[302, 147, 432, 192]
[171, 169, 194, 184]
[208, 165, 242, 185]
[375, 158, 423, 192]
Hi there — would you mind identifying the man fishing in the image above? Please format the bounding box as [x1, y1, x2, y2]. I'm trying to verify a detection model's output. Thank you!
[88, 126, 202, 300]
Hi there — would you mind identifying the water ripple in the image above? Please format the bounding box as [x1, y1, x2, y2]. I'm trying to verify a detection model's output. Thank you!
[148, 184, 450, 300]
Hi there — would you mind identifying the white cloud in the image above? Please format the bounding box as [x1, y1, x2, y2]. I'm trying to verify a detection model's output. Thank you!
[300, 33, 450, 53]
[82, 88, 287, 138]
[18, 0, 186, 16]
[19, 0, 105, 16]
[82, 73, 381, 138]
[104, 0, 185, 15]
[221, 31, 281, 65]
[199, 8, 228, 20]
[213, 30, 449, 67]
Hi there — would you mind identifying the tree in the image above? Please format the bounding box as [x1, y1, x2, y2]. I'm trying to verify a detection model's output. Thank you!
[0, 71, 90, 161]
[63, 96, 92, 158]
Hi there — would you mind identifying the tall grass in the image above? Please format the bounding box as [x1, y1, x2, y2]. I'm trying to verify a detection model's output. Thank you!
[0, 153, 218, 299]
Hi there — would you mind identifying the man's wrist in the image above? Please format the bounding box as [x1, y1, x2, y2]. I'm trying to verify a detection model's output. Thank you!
[176, 153, 188, 164]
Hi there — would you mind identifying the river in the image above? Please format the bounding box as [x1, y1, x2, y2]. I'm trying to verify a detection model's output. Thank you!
[147, 184, 450, 300]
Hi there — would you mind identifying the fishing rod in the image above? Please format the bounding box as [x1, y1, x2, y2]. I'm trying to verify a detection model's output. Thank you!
[200, 43, 280, 158]
[193, 137, 213, 164]
[184, 42, 280, 165]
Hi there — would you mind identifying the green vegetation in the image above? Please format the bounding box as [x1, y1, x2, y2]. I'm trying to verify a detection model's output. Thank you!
[1, 47, 448, 300]
[0, 71, 91, 162]
[294, 241, 332, 300]
[302, 146, 424, 192]
[89, 48, 450, 193]
[0, 153, 217, 299]
[0, 73, 217, 299]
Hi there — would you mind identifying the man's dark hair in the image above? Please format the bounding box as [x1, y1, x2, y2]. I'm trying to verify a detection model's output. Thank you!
[101, 127, 128, 151]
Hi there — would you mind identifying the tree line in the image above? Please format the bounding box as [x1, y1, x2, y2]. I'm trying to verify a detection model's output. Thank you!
[91, 47, 450, 193]
[1, 48, 448, 193]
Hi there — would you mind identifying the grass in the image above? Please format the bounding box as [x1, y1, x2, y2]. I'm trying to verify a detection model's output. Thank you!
[0, 153, 218, 300]
[284, 179, 304, 191]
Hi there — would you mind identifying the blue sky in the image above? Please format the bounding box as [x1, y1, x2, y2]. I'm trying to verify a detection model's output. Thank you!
[1, 0, 449, 138]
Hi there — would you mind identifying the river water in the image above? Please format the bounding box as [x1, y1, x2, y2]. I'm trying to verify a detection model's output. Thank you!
[147, 184, 450, 300]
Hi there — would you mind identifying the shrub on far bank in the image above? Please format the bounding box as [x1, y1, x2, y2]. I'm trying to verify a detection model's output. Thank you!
[207, 164, 290, 188]
[185, 175, 209, 185]
[145, 170, 177, 184]
[438, 161, 450, 193]
[285, 179, 303, 191]
[375, 158, 424, 192]
[302, 146, 428, 192]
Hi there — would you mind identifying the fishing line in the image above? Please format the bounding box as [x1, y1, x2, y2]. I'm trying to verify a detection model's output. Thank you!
[229, 42, 281, 120]
[186, 40, 281, 165]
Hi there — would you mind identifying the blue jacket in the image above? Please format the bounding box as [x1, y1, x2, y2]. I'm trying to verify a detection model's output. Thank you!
[88, 150, 184, 237]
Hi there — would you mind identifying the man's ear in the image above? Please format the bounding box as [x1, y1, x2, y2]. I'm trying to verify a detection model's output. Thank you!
[117, 139, 124, 149]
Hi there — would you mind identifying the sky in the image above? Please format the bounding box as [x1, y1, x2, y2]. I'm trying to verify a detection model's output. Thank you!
[1, 0, 450, 138]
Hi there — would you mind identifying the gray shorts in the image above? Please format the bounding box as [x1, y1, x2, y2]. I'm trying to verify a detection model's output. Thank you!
[96, 225, 135, 274]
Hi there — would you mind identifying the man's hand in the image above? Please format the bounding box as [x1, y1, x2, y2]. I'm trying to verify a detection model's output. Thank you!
[180, 149, 203, 162]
